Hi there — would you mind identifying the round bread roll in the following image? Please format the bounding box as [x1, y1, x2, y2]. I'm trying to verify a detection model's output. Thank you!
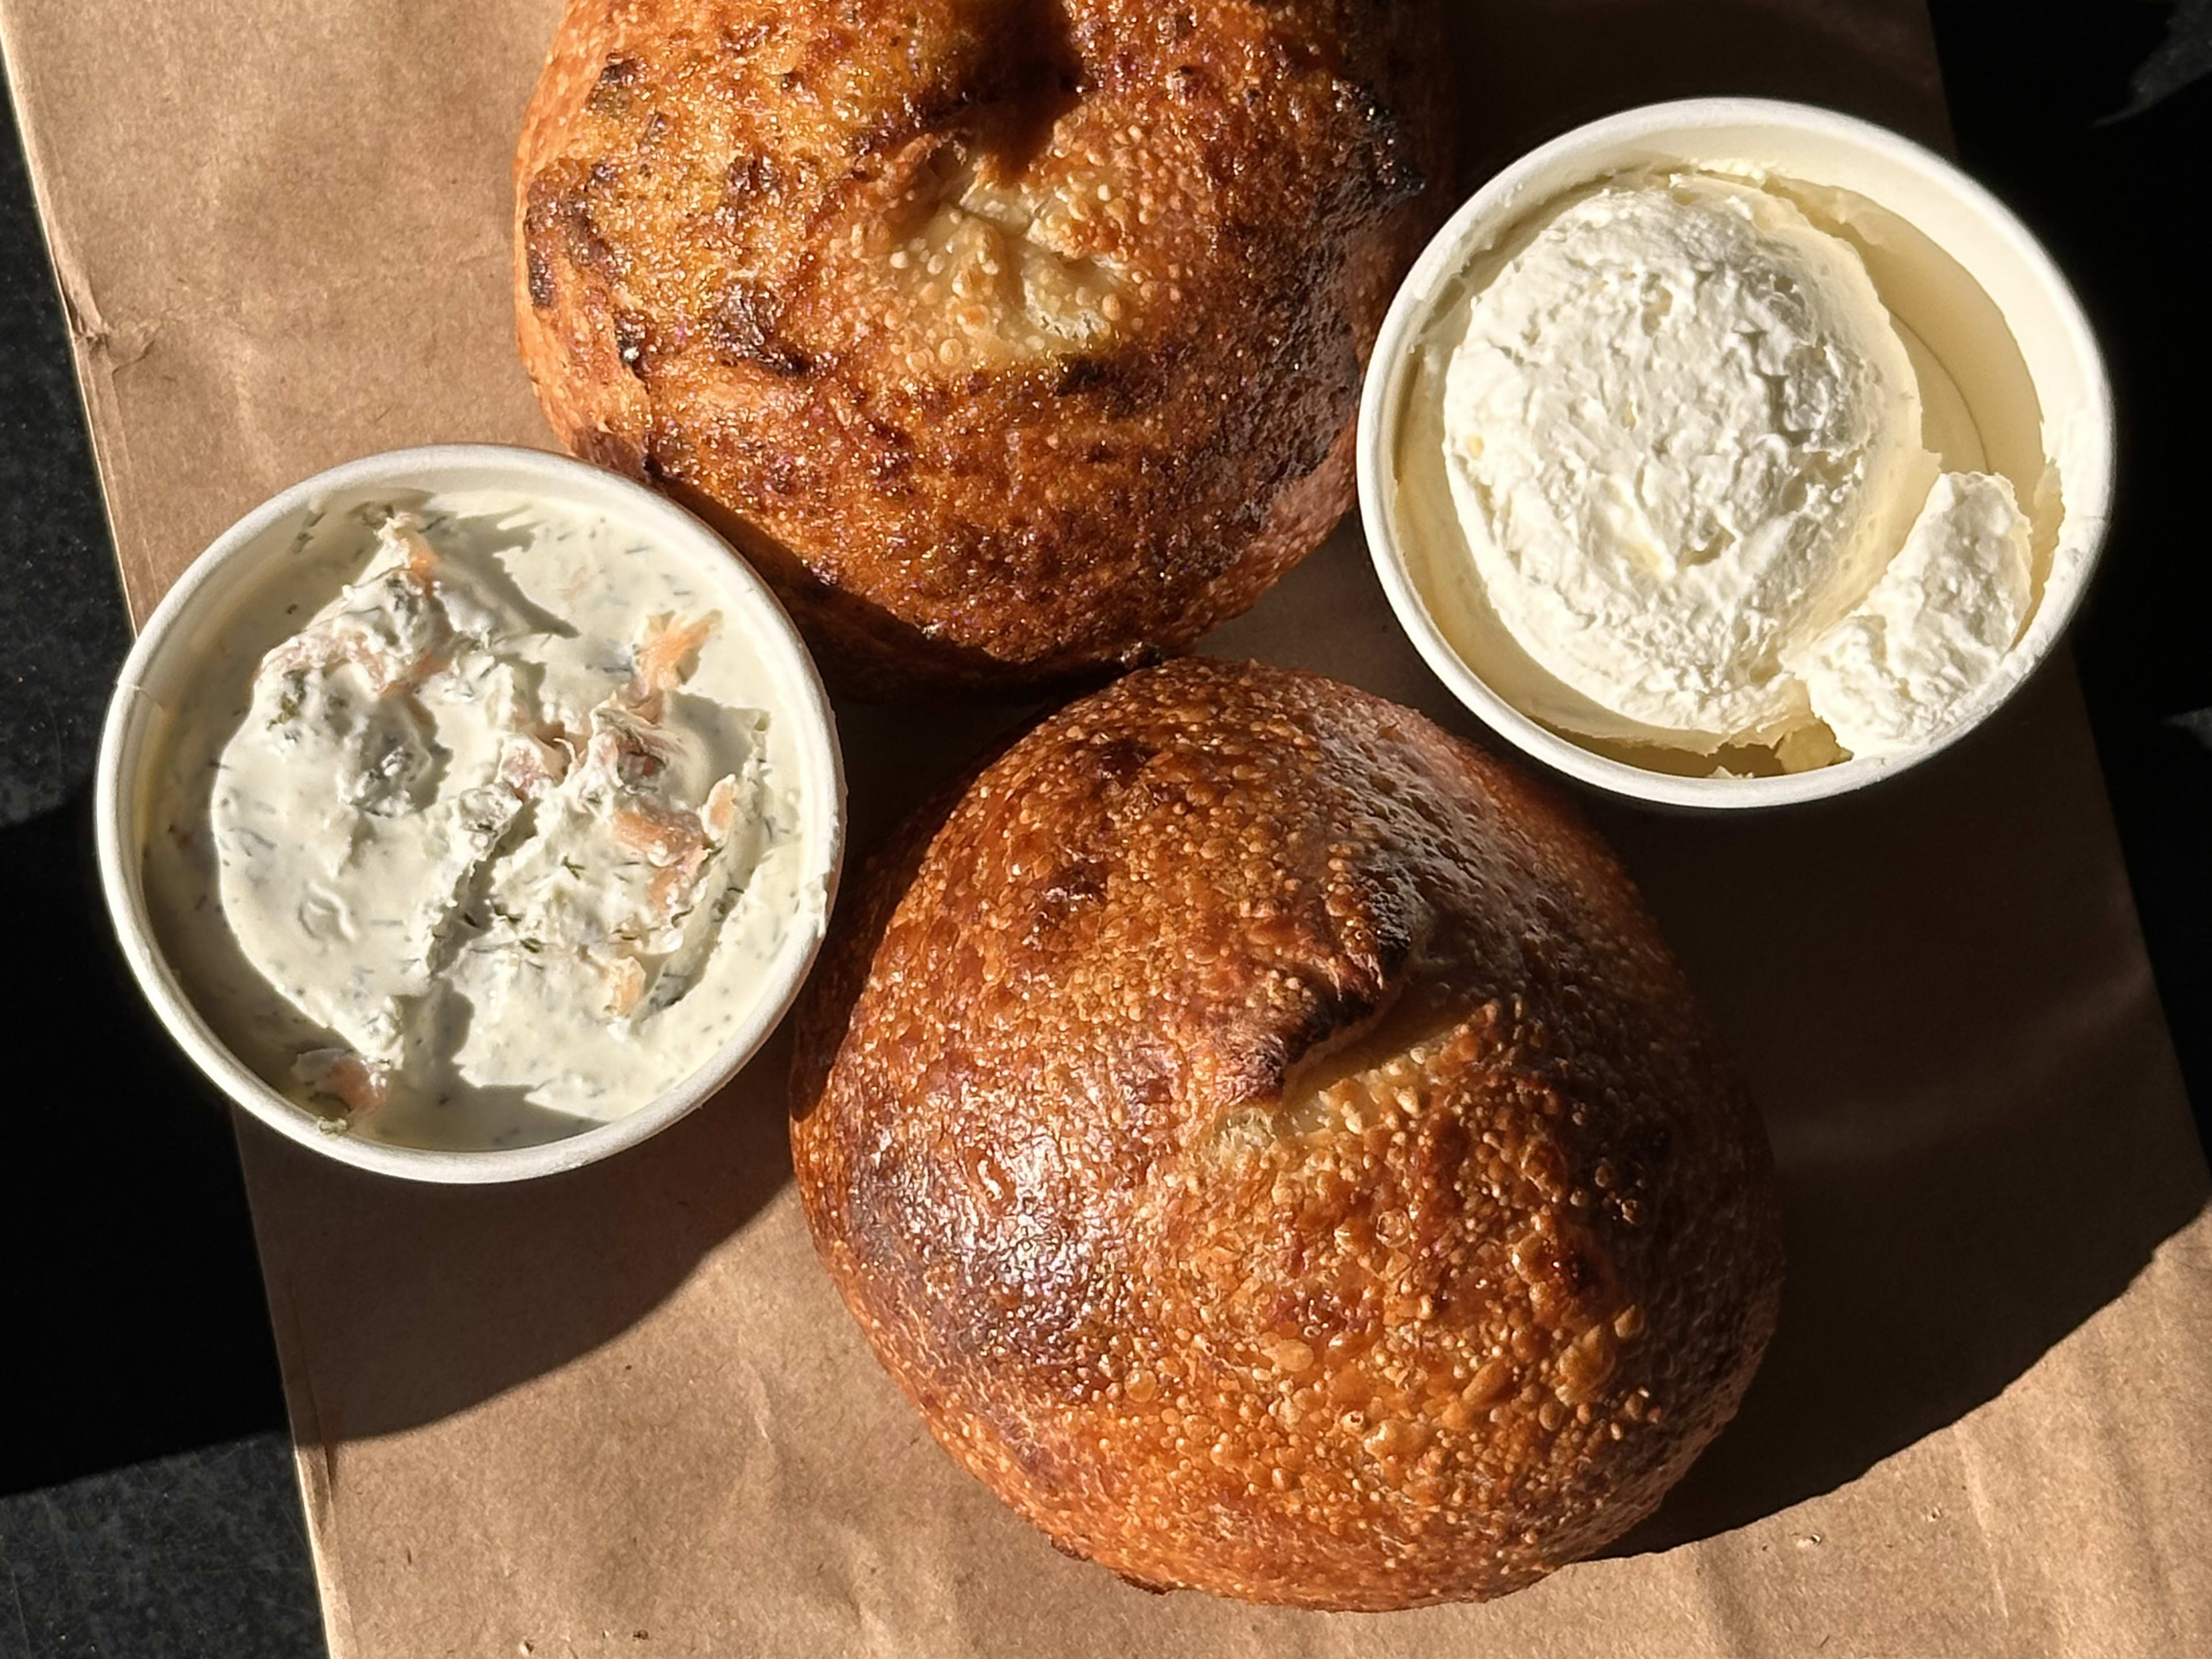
[791, 659, 1784, 1608]
[514, 1, 1449, 697]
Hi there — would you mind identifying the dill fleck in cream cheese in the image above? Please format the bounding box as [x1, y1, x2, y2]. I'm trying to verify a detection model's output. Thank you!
[142, 495, 816, 1152]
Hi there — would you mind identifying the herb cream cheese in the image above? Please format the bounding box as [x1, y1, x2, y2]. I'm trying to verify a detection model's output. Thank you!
[142, 494, 815, 1150]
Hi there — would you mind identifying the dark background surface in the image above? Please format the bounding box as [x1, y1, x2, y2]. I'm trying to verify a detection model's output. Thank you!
[1, 2, 2206, 1653]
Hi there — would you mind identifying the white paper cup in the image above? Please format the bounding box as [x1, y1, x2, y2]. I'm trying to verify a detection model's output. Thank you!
[1357, 99, 2114, 809]
[96, 445, 846, 1183]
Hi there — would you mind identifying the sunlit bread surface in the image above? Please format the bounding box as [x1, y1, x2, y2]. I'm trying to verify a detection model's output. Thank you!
[516, 1, 1450, 696]
[791, 659, 1784, 1607]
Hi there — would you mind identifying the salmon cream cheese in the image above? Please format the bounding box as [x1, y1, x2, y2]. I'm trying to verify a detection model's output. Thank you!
[143, 498, 816, 1150]
[1435, 171, 2038, 767]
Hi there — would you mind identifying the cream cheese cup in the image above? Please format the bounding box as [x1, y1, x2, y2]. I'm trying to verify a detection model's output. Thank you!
[97, 445, 845, 1183]
[1357, 99, 2114, 808]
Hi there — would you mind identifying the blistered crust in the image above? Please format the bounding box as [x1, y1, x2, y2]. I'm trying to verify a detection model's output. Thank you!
[514, 1, 1449, 696]
[791, 660, 1783, 1607]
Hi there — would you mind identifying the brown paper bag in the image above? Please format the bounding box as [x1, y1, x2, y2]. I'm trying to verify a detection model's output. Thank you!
[4, 1, 2206, 1653]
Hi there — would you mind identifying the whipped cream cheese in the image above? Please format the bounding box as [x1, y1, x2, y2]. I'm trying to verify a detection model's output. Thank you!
[1789, 469, 2032, 758]
[143, 495, 815, 1151]
[1433, 169, 2040, 766]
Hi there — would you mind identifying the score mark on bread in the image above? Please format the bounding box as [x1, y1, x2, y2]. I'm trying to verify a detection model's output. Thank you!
[875, 150, 1128, 374]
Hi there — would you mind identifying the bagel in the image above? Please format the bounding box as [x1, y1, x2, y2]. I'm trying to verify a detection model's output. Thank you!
[515, 1, 1450, 696]
[790, 658, 1784, 1606]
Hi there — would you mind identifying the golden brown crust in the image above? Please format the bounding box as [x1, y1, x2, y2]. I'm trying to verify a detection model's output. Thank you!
[791, 660, 1784, 1608]
[514, 1, 1450, 697]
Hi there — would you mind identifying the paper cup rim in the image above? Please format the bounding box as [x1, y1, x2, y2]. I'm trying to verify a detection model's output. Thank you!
[94, 443, 846, 1184]
[1355, 96, 2115, 810]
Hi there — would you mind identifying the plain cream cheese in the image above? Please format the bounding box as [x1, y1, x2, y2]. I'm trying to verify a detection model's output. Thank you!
[1431, 169, 2038, 766]
[142, 494, 814, 1151]
[1789, 470, 2033, 758]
